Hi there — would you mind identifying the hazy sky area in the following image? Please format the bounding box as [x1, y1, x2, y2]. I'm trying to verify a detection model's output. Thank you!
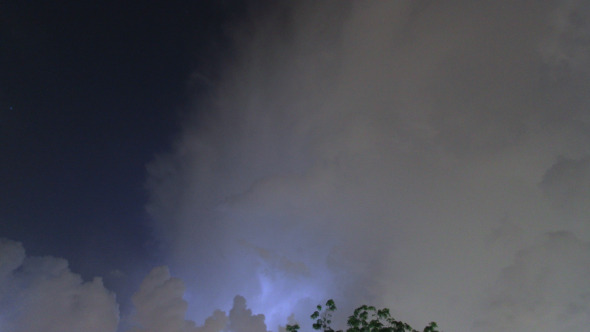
[2, 1, 590, 331]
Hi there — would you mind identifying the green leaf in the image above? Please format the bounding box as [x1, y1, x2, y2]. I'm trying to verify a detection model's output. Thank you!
[286, 324, 300, 332]
[307, 300, 438, 332]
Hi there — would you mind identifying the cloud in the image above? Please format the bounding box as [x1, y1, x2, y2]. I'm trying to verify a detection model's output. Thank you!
[0, 240, 274, 332]
[541, 156, 590, 205]
[195, 309, 228, 332]
[474, 231, 590, 331]
[228, 295, 270, 332]
[129, 266, 196, 332]
[128, 266, 272, 332]
[0, 238, 119, 332]
[146, 1, 590, 331]
[540, 0, 590, 73]
[4, 1, 589, 330]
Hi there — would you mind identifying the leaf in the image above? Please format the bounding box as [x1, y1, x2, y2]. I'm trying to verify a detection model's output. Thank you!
[308, 300, 438, 332]
[286, 324, 300, 332]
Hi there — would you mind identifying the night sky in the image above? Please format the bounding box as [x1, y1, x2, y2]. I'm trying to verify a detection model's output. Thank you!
[2, 0, 243, 303]
[2, 1, 590, 332]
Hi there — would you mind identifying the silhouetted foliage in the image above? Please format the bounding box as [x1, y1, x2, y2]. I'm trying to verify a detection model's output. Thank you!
[287, 300, 439, 332]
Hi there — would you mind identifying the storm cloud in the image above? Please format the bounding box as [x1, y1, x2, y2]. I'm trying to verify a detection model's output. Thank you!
[145, 1, 590, 331]
[1, 1, 590, 331]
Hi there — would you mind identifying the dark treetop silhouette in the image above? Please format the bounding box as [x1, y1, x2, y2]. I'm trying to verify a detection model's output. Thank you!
[287, 300, 439, 332]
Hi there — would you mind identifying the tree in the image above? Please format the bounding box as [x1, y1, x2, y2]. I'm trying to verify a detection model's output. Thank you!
[286, 300, 439, 332]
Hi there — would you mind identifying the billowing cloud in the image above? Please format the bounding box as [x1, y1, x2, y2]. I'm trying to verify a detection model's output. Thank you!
[228, 295, 270, 332]
[3, 1, 589, 331]
[195, 309, 228, 332]
[146, 1, 590, 331]
[128, 266, 271, 332]
[129, 266, 196, 332]
[0, 239, 274, 332]
[0, 238, 119, 332]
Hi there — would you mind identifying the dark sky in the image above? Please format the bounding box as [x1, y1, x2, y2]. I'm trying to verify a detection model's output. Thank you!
[1, 0, 244, 303]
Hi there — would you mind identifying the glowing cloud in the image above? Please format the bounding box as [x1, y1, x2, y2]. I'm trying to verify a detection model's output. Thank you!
[145, 1, 590, 331]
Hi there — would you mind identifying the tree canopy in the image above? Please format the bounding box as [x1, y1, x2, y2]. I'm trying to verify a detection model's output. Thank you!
[287, 300, 439, 332]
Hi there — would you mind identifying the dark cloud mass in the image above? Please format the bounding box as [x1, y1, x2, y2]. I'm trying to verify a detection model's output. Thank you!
[2, 1, 590, 331]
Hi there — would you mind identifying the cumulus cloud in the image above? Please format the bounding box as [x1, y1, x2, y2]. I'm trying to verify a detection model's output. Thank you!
[128, 266, 271, 332]
[129, 266, 196, 332]
[0, 238, 119, 332]
[195, 309, 228, 332]
[4, 1, 590, 330]
[228, 295, 270, 332]
[0, 239, 274, 332]
[146, 1, 590, 331]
